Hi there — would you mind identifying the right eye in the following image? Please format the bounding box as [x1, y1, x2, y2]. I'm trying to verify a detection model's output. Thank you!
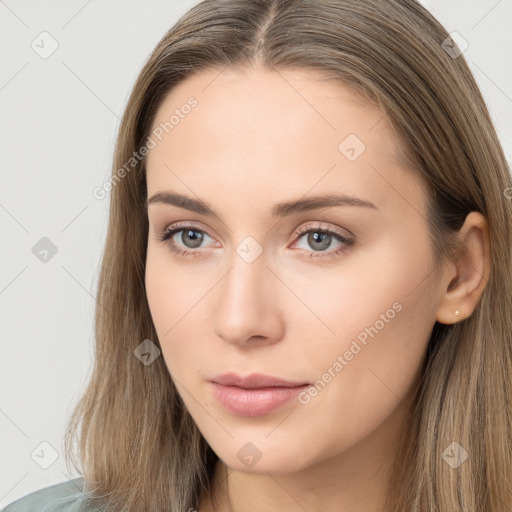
[156, 223, 218, 258]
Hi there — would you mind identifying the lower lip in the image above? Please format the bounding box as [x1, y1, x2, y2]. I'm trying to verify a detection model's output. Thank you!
[210, 382, 309, 417]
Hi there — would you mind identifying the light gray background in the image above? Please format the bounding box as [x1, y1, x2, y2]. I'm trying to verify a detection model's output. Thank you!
[1, 0, 511, 507]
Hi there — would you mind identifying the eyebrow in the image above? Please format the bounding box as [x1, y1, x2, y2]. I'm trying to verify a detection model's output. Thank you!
[146, 191, 378, 218]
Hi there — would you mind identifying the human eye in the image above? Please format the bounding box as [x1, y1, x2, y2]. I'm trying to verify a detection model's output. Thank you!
[290, 222, 356, 259]
[155, 222, 218, 258]
[155, 221, 355, 260]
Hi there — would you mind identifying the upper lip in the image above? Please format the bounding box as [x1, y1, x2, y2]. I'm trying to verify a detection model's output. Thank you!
[210, 372, 310, 389]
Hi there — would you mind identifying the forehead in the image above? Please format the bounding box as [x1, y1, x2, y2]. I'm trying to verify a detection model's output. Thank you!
[145, 67, 428, 220]
[149, 66, 393, 151]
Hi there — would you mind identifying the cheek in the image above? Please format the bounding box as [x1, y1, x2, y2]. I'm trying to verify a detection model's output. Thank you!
[144, 250, 216, 377]
[277, 227, 435, 345]
[292, 234, 437, 420]
[145, 244, 204, 329]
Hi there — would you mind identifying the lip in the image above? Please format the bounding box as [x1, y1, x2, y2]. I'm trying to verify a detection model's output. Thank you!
[209, 372, 310, 417]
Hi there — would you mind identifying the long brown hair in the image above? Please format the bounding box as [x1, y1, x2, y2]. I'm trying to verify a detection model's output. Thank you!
[64, 1, 512, 510]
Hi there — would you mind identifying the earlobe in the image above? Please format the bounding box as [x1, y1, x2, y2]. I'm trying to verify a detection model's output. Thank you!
[435, 212, 490, 325]
[436, 291, 466, 325]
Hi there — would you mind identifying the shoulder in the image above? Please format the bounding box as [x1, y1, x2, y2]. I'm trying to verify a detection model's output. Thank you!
[1, 477, 97, 512]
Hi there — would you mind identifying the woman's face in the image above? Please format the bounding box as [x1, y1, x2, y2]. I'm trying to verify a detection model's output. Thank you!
[145, 67, 445, 474]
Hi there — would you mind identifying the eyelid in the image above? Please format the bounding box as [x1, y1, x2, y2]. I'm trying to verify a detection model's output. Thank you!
[291, 221, 354, 242]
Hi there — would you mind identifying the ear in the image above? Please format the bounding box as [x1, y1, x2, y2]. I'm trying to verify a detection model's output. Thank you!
[436, 211, 491, 325]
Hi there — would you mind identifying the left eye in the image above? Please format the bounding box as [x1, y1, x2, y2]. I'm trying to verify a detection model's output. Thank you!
[293, 229, 350, 253]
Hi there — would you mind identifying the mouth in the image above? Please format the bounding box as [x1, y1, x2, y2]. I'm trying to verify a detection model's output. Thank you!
[209, 372, 311, 417]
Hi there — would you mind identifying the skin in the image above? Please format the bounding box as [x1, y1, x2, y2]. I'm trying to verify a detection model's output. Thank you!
[144, 66, 490, 512]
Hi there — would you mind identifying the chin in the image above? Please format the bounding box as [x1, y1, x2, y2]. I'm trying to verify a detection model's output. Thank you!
[207, 433, 318, 475]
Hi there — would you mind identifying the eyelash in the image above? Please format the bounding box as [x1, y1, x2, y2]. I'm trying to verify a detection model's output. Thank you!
[155, 222, 356, 259]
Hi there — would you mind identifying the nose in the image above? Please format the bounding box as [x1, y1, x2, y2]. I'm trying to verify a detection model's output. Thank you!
[213, 247, 285, 348]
